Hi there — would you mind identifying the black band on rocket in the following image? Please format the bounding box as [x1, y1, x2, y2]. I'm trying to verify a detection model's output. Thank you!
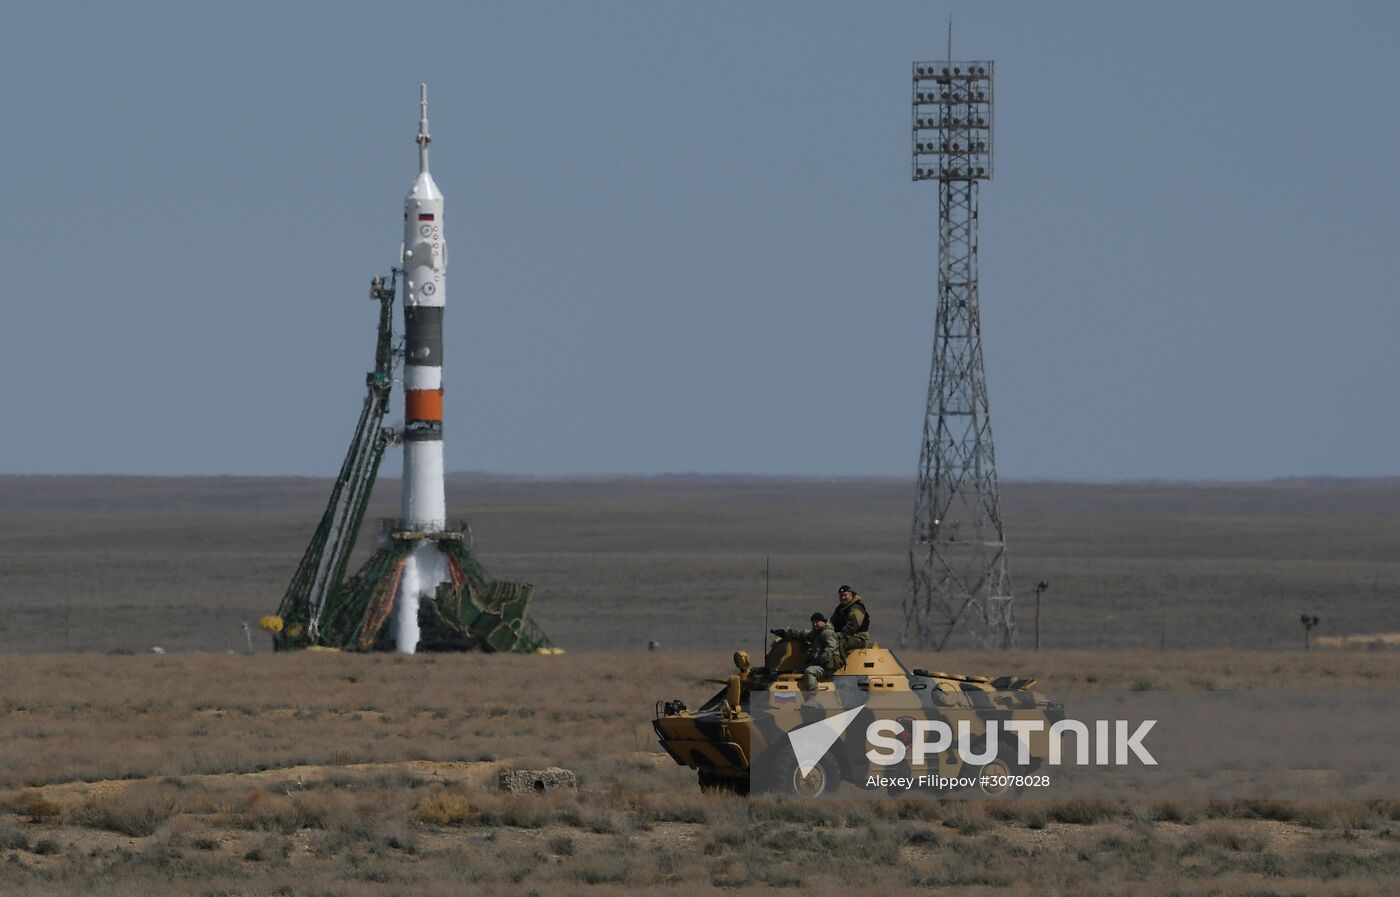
[404, 420, 443, 442]
[404, 306, 443, 367]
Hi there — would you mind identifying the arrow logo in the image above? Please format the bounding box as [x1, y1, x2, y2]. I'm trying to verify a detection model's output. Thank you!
[787, 705, 864, 777]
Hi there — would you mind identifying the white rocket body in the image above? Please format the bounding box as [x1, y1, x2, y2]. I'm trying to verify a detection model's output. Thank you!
[392, 84, 451, 654]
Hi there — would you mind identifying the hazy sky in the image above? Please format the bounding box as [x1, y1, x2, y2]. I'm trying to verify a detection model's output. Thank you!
[4, 2, 1397, 480]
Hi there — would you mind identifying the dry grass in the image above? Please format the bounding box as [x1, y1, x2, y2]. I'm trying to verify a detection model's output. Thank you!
[66, 783, 180, 836]
[3, 649, 1399, 792]
[8, 790, 63, 822]
[413, 786, 472, 825]
[8, 772, 1398, 896]
[0, 652, 1397, 894]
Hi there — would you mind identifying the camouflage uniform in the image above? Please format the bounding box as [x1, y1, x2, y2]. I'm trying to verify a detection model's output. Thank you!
[830, 596, 870, 651]
[780, 625, 843, 690]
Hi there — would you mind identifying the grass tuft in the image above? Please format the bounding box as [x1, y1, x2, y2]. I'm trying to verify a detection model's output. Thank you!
[413, 786, 471, 826]
[69, 785, 179, 837]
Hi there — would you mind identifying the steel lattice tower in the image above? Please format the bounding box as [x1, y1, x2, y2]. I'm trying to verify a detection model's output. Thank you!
[901, 57, 1016, 650]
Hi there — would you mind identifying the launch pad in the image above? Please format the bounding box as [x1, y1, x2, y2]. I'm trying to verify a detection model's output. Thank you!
[273, 512, 552, 654]
[267, 271, 553, 654]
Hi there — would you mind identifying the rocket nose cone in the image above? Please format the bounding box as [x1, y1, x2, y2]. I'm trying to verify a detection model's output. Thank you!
[408, 170, 443, 201]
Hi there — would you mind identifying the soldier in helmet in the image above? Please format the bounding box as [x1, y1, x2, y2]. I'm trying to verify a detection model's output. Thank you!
[771, 612, 843, 690]
[830, 584, 870, 652]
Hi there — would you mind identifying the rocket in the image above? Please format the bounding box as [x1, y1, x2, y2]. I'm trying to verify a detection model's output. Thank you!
[401, 84, 446, 531]
[393, 83, 450, 653]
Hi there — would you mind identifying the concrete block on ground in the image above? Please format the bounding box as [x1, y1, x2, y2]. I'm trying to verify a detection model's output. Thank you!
[497, 767, 577, 794]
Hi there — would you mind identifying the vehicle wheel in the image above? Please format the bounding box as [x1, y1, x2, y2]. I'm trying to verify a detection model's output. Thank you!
[972, 739, 1025, 797]
[765, 749, 841, 798]
[698, 771, 749, 796]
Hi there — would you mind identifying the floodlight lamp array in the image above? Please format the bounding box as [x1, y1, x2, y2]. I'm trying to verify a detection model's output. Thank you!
[912, 60, 994, 182]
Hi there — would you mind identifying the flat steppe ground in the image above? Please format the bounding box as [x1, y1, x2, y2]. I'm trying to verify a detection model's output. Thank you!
[1, 474, 1398, 653]
[1, 475, 1399, 895]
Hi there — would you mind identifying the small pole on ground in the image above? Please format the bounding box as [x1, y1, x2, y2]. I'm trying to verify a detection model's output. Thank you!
[763, 555, 771, 652]
[1034, 580, 1049, 650]
[1300, 614, 1320, 650]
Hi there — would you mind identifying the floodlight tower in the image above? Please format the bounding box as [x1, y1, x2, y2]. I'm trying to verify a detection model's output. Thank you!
[902, 53, 1016, 650]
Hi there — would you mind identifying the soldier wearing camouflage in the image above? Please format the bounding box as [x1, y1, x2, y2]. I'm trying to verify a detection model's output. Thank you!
[772, 613, 843, 690]
[830, 585, 870, 651]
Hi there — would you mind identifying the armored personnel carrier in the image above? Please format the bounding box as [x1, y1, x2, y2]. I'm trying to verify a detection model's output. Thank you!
[654, 636, 1061, 796]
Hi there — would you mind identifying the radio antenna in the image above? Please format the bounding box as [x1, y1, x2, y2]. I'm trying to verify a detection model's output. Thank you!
[763, 555, 771, 650]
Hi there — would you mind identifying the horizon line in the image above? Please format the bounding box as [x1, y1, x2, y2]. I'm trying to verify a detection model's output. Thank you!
[0, 471, 1397, 488]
